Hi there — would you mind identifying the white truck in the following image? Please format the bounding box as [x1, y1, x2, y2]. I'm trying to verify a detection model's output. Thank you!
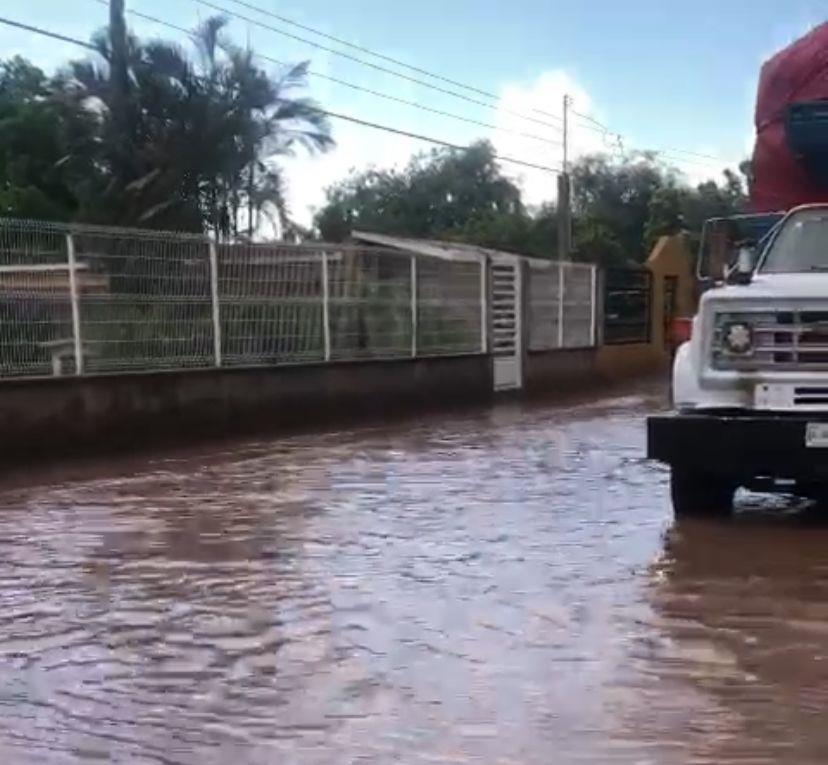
[648, 204, 828, 516]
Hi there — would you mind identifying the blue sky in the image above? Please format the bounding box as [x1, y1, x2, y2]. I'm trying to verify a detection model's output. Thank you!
[1, 0, 825, 224]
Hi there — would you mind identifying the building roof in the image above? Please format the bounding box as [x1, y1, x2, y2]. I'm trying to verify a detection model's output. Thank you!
[351, 230, 557, 268]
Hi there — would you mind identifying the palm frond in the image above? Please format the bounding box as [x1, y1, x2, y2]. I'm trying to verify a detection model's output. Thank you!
[273, 60, 310, 92]
[44, 13, 334, 236]
[193, 15, 229, 75]
[142, 42, 192, 85]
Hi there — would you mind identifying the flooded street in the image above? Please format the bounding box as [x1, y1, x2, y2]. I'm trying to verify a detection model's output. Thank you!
[1, 390, 828, 763]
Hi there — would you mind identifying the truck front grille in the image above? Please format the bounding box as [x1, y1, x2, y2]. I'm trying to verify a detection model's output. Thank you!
[716, 311, 828, 370]
[795, 386, 828, 405]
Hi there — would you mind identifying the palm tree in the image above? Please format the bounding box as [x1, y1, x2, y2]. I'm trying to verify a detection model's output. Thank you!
[62, 13, 333, 237]
[189, 19, 333, 239]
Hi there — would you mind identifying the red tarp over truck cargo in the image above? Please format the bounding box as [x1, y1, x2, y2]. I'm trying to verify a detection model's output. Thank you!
[752, 23, 828, 212]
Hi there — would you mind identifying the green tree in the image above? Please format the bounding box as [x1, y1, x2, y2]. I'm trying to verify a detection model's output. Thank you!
[680, 171, 747, 233]
[0, 57, 96, 220]
[449, 204, 558, 258]
[315, 142, 526, 242]
[570, 152, 669, 265]
[570, 152, 749, 265]
[643, 183, 687, 252]
[55, 14, 333, 235]
[316, 141, 751, 263]
[573, 216, 625, 267]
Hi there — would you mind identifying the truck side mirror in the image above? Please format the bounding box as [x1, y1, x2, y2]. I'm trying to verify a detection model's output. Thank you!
[726, 245, 756, 284]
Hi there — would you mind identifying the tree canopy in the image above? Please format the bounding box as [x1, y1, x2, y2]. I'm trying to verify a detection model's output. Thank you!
[0, 13, 333, 237]
[315, 142, 749, 266]
[0, 57, 97, 221]
[315, 143, 523, 240]
[1, 6, 748, 259]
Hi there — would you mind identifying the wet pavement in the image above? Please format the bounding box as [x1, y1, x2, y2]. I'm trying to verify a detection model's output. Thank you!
[0, 389, 827, 763]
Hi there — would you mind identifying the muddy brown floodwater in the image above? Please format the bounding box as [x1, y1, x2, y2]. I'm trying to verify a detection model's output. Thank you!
[1, 390, 828, 764]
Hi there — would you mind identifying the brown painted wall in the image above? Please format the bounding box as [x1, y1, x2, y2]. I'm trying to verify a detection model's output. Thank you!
[524, 348, 600, 396]
[0, 355, 493, 461]
[594, 342, 667, 378]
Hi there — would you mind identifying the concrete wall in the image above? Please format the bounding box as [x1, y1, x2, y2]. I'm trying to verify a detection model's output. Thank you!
[0, 355, 492, 461]
[0, 235, 702, 463]
[524, 348, 601, 397]
[594, 342, 667, 379]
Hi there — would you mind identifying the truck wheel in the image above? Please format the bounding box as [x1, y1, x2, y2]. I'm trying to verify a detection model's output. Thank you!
[670, 469, 736, 517]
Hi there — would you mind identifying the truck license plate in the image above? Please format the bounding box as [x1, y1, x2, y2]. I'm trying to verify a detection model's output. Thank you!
[806, 423, 828, 447]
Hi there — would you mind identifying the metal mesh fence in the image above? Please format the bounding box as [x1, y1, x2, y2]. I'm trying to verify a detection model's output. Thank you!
[528, 262, 597, 351]
[218, 244, 324, 366]
[328, 250, 412, 359]
[528, 265, 560, 350]
[0, 221, 75, 377]
[73, 230, 213, 373]
[562, 265, 595, 347]
[417, 258, 483, 355]
[0, 219, 487, 379]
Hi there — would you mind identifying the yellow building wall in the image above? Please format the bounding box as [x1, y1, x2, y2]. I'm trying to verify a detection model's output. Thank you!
[595, 234, 697, 381]
[645, 233, 697, 350]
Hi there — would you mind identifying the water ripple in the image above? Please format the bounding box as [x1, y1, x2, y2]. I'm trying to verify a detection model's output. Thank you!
[0, 389, 825, 762]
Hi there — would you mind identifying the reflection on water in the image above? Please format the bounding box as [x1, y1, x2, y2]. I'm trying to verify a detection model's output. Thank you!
[0, 392, 826, 763]
[644, 514, 828, 764]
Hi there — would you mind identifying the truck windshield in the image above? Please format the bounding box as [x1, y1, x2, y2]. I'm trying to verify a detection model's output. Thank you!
[761, 209, 828, 272]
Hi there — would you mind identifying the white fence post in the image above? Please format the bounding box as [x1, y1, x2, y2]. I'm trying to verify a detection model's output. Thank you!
[209, 240, 222, 367]
[557, 261, 565, 348]
[321, 252, 331, 361]
[479, 259, 488, 353]
[590, 265, 598, 346]
[66, 233, 83, 375]
[410, 254, 418, 357]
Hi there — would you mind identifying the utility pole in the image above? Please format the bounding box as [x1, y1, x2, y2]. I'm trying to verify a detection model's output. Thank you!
[109, 0, 128, 100]
[562, 92, 569, 174]
[109, 0, 129, 174]
[557, 93, 572, 260]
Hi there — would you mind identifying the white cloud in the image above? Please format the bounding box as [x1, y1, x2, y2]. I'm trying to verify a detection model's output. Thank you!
[278, 65, 748, 232]
[279, 119, 419, 230]
[491, 69, 751, 196]
[281, 68, 607, 227]
[489, 69, 606, 207]
[668, 150, 740, 188]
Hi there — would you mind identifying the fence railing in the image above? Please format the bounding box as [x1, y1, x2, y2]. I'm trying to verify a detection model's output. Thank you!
[603, 267, 652, 345]
[0, 219, 485, 379]
[527, 260, 598, 351]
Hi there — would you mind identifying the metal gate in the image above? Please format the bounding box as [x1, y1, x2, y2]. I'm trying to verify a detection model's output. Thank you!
[490, 258, 523, 391]
[604, 268, 652, 344]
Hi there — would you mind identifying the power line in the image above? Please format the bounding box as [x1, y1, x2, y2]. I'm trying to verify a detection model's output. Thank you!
[570, 103, 727, 172]
[221, 0, 567, 125]
[191, 0, 564, 133]
[0, 15, 98, 50]
[654, 148, 724, 165]
[569, 106, 724, 165]
[656, 152, 724, 169]
[113, 2, 561, 148]
[36, 6, 558, 176]
[273, 61, 562, 148]
[4, 8, 724, 178]
[222, 0, 734, 170]
[315, 109, 561, 174]
[212, 0, 732, 169]
[569, 108, 609, 134]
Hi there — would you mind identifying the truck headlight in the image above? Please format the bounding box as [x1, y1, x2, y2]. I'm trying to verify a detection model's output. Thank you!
[722, 321, 754, 354]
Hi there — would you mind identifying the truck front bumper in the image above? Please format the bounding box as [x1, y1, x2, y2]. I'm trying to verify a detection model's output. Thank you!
[647, 412, 828, 480]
